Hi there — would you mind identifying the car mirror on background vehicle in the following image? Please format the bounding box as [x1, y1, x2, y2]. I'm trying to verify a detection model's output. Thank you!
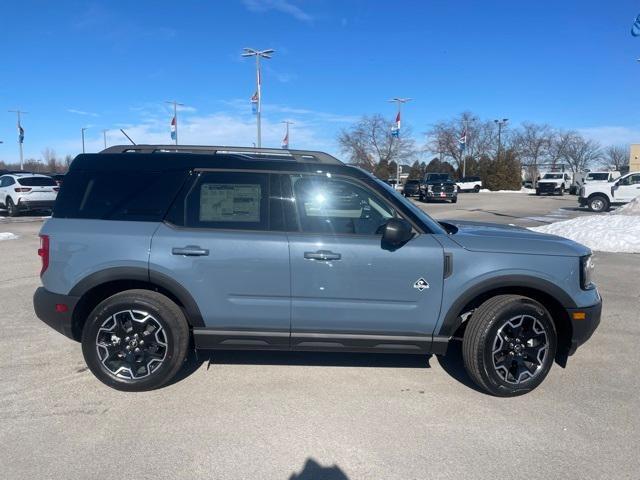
[381, 218, 413, 250]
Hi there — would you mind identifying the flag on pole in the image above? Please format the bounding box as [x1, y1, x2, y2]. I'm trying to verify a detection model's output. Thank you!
[459, 129, 467, 151]
[170, 116, 177, 141]
[391, 111, 401, 137]
[251, 91, 259, 114]
[281, 130, 289, 149]
[18, 123, 24, 144]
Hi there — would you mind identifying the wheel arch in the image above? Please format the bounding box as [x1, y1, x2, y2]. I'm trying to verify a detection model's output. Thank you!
[438, 276, 574, 365]
[69, 267, 204, 341]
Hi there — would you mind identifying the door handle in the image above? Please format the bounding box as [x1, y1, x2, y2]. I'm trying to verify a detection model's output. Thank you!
[172, 246, 209, 256]
[304, 250, 341, 261]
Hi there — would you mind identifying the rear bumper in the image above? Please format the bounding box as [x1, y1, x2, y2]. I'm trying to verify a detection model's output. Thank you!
[567, 299, 602, 355]
[17, 199, 56, 211]
[33, 287, 80, 341]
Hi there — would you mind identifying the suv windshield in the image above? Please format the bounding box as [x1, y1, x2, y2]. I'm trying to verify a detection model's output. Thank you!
[426, 174, 450, 182]
[17, 176, 57, 186]
[542, 173, 563, 179]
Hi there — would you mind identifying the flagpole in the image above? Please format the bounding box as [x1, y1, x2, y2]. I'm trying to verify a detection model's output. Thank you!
[387, 97, 412, 188]
[165, 100, 184, 145]
[8, 109, 27, 170]
[242, 48, 275, 149]
[281, 120, 293, 149]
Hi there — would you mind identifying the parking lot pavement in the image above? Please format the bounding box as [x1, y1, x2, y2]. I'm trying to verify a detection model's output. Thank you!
[412, 191, 595, 227]
[1, 197, 639, 480]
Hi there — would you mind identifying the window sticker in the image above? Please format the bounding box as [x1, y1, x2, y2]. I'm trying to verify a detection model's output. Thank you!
[199, 183, 261, 222]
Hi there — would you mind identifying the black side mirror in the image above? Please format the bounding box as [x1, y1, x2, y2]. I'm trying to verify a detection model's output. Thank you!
[382, 218, 413, 250]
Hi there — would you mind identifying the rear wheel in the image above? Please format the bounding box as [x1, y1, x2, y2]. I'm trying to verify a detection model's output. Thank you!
[462, 295, 557, 397]
[6, 198, 18, 217]
[451, 196, 458, 203]
[81, 289, 190, 391]
[588, 195, 609, 213]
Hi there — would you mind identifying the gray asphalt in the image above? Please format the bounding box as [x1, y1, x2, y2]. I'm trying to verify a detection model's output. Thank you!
[1, 193, 638, 480]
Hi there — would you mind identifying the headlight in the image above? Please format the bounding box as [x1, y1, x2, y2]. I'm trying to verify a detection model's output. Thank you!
[427, 185, 433, 192]
[580, 255, 595, 290]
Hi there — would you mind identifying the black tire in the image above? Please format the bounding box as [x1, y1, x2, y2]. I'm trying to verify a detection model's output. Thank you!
[558, 186, 564, 196]
[81, 289, 190, 392]
[588, 195, 609, 213]
[535, 190, 540, 196]
[451, 196, 458, 204]
[474, 185, 480, 193]
[6, 197, 18, 217]
[462, 295, 557, 397]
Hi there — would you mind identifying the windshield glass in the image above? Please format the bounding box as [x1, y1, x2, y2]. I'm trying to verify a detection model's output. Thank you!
[586, 173, 609, 181]
[368, 173, 446, 234]
[542, 173, 563, 179]
[426, 174, 449, 181]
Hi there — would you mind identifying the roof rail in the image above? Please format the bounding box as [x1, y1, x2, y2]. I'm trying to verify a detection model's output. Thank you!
[99, 144, 343, 165]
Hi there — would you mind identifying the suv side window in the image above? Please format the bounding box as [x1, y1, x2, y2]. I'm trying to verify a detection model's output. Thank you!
[287, 174, 396, 235]
[0, 177, 6, 187]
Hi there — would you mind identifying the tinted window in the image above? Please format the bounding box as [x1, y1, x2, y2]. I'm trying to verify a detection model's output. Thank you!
[53, 170, 187, 221]
[405, 180, 420, 185]
[543, 173, 563, 179]
[289, 174, 396, 235]
[426, 174, 449, 181]
[587, 173, 609, 181]
[18, 176, 56, 187]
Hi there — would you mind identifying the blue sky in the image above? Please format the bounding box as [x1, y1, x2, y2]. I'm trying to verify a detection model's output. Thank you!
[1, 0, 640, 163]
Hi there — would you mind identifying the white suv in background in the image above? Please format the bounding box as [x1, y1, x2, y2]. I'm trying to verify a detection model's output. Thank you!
[0, 173, 59, 217]
[579, 171, 640, 212]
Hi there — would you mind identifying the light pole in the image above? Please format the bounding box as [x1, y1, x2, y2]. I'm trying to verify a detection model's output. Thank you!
[102, 129, 108, 150]
[242, 48, 275, 148]
[387, 97, 412, 186]
[281, 120, 293, 149]
[8, 109, 27, 170]
[81, 127, 88, 153]
[165, 100, 184, 145]
[494, 118, 508, 159]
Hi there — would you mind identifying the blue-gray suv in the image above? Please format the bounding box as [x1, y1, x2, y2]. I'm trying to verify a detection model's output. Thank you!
[33, 146, 601, 396]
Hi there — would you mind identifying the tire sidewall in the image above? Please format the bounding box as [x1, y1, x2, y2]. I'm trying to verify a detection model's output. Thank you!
[480, 299, 557, 396]
[589, 196, 607, 213]
[81, 294, 186, 391]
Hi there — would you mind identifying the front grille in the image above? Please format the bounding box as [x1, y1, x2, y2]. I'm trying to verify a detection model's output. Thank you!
[538, 183, 557, 192]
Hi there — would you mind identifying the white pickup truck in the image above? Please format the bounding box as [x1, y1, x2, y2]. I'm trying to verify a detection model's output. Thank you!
[579, 171, 640, 212]
[536, 172, 572, 196]
[456, 176, 482, 192]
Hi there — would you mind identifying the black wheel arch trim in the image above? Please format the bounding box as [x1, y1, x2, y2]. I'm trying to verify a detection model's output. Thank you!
[69, 266, 205, 328]
[437, 275, 577, 338]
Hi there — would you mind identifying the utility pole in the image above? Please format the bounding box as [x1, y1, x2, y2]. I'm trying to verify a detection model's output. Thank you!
[494, 118, 509, 159]
[461, 118, 469, 178]
[387, 97, 412, 187]
[102, 129, 108, 150]
[242, 48, 275, 148]
[81, 127, 88, 153]
[281, 120, 293, 149]
[165, 100, 184, 145]
[8, 109, 28, 170]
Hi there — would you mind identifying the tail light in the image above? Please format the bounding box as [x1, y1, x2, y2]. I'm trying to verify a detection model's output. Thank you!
[14, 187, 31, 192]
[38, 235, 50, 276]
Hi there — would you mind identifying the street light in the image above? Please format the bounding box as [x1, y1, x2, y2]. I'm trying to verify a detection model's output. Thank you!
[102, 129, 108, 150]
[81, 127, 89, 154]
[242, 48, 275, 148]
[387, 97, 412, 186]
[494, 118, 509, 158]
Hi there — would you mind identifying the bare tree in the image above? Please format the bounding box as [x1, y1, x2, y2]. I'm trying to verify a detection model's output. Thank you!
[511, 123, 554, 181]
[338, 114, 416, 173]
[561, 133, 602, 174]
[42, 148, 58, 173]
[600, 144, 629, 171]
[548, 130, 574, 170]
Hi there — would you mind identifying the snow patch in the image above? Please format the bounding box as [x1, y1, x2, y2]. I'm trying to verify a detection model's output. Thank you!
[611, 196, 640, 216]
[0, 232, 19, 241]
[480, 188, 535, 194]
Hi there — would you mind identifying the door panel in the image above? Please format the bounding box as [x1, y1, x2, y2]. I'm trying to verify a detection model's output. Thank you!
[615, 174, 640, 202]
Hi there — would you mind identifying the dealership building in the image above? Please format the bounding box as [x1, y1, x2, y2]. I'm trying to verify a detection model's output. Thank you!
[630, 144, 640, 171]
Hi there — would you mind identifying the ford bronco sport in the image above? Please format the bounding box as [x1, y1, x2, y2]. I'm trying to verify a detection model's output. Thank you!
[33, 146, 601, 396]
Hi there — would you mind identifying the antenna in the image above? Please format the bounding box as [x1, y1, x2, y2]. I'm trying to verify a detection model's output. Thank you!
[119, 129, 136, 145]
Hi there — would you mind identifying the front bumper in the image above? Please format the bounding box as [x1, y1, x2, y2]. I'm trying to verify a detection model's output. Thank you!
[566, 299, 602, 355]
[33, 287, 80, 341]
[578, 196, 588, 207]
[425, 191, 457, 199]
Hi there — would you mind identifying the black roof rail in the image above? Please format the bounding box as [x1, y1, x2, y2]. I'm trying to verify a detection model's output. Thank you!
[99, 144, 343, 165]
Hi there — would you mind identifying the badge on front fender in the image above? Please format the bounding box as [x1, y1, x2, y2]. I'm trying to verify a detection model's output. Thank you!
[413, 278, 430, 291]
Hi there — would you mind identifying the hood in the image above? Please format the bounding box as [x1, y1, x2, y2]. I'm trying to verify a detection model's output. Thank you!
[439, 220, 591, 257]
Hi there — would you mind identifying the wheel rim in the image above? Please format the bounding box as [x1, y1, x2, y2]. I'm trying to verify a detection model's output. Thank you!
[95, 310, 168, 380]
[591, 199, 603, 211]
[491, 314, 549, 385]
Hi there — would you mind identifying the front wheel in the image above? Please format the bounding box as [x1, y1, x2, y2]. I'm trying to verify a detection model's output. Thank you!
[588, 195, 609, 213]
[474, 185, 480, 193]
[81, 289, 190, 391]
[462, 295, 557, 397]
[451, 196, 458, 203]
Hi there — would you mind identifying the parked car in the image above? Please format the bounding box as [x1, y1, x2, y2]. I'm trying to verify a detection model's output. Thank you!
[0, 173, 59, 216]
[583, 171, 621, 184]
[419, 173, 458, 203]
[34, 145, 601, 396]
[456, 176, 482, 193]
[579, 171, 640, 212]
[536, 172, 572, 196]
[402, 179, 421, 197]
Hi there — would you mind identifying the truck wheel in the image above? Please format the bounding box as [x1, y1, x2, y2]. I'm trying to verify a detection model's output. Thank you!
[6, 198, 18, 217]
[558, 186, 564, 196]
[451, 196, 458, 204]
[81, 289, 190, 392]
[588, 195, 609, 213]
[535, 190, 540, 196]
[462, 295, 557, 397]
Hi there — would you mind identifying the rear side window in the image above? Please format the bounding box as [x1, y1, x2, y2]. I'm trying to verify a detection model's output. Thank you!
[53, 170, 187, 221]
[18, 177, 57, 187]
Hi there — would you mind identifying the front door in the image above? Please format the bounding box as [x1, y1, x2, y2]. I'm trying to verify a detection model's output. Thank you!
[614, 173, 640, 202]
[150, 171, 291, 349]
[285, 173, 444, 352]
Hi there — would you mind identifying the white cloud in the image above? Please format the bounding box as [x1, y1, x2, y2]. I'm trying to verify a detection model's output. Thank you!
[67, 108, 99, 117]
[577, 125, 640, 147]
[242, 0, 314, 23]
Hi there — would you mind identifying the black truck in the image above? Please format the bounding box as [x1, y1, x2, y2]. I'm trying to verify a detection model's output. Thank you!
[419, 173, 458, 203]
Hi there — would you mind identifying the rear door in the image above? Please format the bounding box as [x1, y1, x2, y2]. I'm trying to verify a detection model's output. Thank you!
[150, 170, 291, 349]
[285, 173, 445, 352]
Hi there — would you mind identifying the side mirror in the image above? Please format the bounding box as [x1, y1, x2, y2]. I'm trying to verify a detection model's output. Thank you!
[382, 218, 413, 249]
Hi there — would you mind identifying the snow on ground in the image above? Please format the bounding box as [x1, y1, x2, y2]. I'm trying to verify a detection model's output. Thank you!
[480, 188, 535, 194]
[530, 199, 640, 253]
[0, 232, 19, 241]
